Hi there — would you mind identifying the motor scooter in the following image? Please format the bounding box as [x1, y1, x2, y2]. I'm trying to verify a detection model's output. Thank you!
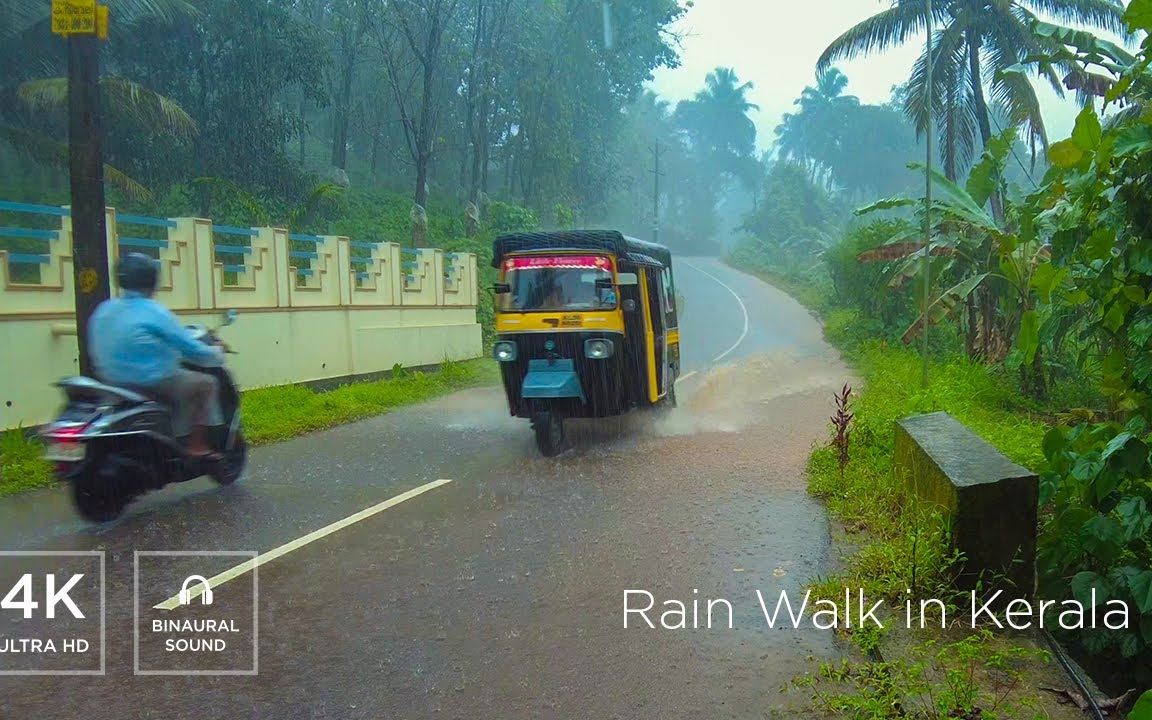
[41, 309, 246, 522]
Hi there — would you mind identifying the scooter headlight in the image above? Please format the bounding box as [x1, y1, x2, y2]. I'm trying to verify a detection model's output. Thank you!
[584, 338, 614, 360]
[493, 341, 518, 362]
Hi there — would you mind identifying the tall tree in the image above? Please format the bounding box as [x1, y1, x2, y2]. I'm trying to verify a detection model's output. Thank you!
[817, 0, 1126, 189]
[775, 71, 921, 200]
[674, 67, 759, 179]
[376, 0, 463, 212]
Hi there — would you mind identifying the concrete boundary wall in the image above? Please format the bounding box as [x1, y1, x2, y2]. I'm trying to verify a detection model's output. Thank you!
[0, 204, 482, 429]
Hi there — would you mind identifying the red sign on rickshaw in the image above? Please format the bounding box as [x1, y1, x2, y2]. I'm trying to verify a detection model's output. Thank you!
[505, 255, 609, 271]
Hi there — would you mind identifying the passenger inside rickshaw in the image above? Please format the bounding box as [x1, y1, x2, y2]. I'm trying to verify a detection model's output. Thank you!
[506, 265, 616, 311]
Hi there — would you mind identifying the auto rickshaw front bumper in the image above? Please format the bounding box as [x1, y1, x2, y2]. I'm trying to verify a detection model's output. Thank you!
[521, 359, 585, 403]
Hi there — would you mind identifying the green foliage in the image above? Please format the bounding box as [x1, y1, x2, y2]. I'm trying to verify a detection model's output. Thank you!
[776, 69, 922, 200]
[826, 219, 917, 326]
[110, 0, 326, 204]
[485, 202, 539, 235]
[1132, 690, 1152, 720]
[731, 160, 847, 287]
[808, 337, 1049, 603]
[0, 429, 55, 497]
[793, 630, 1050, 720]
[1015, 9, 1152, 682]
[818, 0, 1125, 180]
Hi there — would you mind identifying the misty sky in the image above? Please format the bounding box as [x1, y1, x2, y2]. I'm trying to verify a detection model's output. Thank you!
[647, 0, 1085, 152]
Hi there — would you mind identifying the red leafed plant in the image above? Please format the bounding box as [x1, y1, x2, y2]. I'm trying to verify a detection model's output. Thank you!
[830, 383, 854, 475]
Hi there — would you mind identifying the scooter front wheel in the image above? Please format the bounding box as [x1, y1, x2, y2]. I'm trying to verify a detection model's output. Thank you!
[210, 431, 247, 486]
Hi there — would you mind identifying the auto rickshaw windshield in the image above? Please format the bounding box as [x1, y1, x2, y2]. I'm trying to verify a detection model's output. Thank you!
[500, 263, 616, 312]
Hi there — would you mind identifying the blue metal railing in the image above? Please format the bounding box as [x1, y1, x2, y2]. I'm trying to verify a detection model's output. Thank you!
[0, 199, 464, 287]
[212, 224, 257, 237]
[7, 253, 49, 265]
[213, 245, 252, 255]
[119, 236, 169, 249]
[0, 200, 69, 217]
[0, 227, 57, 240]
[119, 213, 176, 229]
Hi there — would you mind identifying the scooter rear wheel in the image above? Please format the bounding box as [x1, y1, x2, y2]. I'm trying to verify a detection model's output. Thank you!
[71, 463, 130, 523]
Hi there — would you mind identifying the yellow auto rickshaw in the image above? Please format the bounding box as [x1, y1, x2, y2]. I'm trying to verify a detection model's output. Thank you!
[491, 230, 680, 455]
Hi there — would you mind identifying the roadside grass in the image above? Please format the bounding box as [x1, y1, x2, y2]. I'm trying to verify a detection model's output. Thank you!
[0, 428, 56, 496]
[0, 358, 499, 496]
[806, 333, 1048, 606]
[242, 358, 498, 444]
[732, 266, 1079, 718]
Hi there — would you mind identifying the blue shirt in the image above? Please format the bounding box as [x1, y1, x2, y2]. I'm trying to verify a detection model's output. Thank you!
[88, 292, 223, 386]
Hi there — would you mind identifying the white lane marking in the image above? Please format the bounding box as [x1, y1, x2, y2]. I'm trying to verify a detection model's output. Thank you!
[153, 478, 454, 610]
[676, 370, 699, 384]
[681, 260, 750, 363]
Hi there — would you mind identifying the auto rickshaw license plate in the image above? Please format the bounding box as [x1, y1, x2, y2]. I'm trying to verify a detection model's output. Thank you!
[560, 314, 582, 327]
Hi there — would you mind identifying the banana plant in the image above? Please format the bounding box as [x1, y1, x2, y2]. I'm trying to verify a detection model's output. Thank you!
[856, 129, 1051, 361]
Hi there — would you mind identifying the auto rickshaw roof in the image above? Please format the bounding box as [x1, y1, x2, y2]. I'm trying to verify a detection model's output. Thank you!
[492, 230, 671, 269]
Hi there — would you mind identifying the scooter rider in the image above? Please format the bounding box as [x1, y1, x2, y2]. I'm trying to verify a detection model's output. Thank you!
[88, 253, 225, 458]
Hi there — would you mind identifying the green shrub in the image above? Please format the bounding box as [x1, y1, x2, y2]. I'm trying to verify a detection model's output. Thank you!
[485, 201, 538, 234]
[826, 218, 916, 326]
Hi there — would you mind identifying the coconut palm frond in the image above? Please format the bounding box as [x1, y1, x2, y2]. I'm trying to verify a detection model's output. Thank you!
[0, 123, 153, 201]
[817, 0, 931, 71]
[17, 77, 199, 139]
[1019, 0, 1129, 37]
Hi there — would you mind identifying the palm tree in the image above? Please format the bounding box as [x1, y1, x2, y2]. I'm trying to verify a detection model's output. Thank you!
[818, 0, 1126, 185]
[775, 68, 860, 188]
[1, 0, 198, 200]
[674, 67, 760, 169]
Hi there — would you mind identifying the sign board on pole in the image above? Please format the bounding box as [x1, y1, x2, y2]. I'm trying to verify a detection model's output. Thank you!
[51, 0, 97, 37]
[96, 5, 109, 40]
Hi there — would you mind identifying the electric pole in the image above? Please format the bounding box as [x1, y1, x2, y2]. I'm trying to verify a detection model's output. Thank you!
[921, 0, 934, 388]
[57, 3, 111, 376]
[650, 140, 666, 245]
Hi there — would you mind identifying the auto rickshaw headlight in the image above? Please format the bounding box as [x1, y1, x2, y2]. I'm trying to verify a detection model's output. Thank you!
[493, 341, 518, 362]
[584, 338, 614, 360]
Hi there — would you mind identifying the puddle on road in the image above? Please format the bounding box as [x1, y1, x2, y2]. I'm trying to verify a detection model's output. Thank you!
[656, 350, 850, 438]
[426, 352, 853, 456]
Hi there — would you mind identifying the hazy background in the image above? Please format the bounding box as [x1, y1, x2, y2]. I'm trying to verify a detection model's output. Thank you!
[649, 0, 1084, 151]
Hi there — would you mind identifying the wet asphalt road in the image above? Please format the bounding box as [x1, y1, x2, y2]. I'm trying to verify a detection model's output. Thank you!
[0, 256, 852, 719]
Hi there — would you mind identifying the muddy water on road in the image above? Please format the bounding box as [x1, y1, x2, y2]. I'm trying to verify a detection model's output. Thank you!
[0, 348, 856, 719]
[403, 350, 854, 718]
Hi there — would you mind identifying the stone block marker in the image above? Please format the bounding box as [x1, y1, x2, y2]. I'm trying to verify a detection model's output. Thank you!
[894, 411, 1038, 596]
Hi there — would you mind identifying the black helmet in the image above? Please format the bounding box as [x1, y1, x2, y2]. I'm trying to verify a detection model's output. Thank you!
[116, 253, 159, 294]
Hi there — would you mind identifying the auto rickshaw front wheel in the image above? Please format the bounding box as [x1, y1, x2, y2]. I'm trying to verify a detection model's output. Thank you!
[531, 409, 566, 457]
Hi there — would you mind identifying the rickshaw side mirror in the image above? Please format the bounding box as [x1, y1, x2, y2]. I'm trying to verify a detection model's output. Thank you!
[491, 283, 511, 294]
[616, 272, 638, 286]
[622, 299, 638, 312]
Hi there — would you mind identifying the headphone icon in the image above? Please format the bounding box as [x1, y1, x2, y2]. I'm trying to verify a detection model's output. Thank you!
[178, 575, 214, 606]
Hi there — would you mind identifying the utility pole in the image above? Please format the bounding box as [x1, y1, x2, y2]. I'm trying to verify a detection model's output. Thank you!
[56, 2, 111, 376]
[650, 140, 666, 245]
[921, 0, 934, 389]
